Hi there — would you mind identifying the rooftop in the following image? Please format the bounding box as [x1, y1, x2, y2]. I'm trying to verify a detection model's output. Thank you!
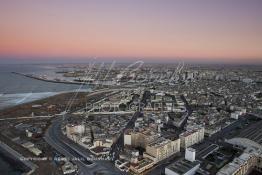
[166, 159, 200, 175]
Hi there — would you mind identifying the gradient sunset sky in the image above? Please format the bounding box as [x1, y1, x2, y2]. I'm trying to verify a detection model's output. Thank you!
[0, 0, 262, 63]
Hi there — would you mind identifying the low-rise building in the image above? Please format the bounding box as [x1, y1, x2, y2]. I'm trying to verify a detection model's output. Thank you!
[66, 123, 85, 138]
[62, 161, 78, 174]
[129, 158, 155, 174]
[28, 147, 42, 156]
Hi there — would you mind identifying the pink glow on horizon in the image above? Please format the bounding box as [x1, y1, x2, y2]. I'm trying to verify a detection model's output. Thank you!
[0, 1, 262, 62]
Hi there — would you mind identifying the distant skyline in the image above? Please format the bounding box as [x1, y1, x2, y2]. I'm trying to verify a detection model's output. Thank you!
[0, 0, 262, 64]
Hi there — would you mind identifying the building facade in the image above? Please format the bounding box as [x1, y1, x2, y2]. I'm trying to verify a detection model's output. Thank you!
[144, 137, 180, 162]
[179, 127, 205, 148]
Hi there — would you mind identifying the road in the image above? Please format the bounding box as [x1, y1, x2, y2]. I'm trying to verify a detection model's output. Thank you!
[45, 117, 123, 175]
[180, 94, 193, 129]
[109, 112, 140, 161]
[44, 88, 127, 175]
[0, 115, 54, 121]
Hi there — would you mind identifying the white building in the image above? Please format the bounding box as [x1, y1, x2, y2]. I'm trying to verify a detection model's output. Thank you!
[185, 148, 196, 162]
[66, 123, 85, 138]
[124, 129, 132, 146]
[230, 112, 239, 120]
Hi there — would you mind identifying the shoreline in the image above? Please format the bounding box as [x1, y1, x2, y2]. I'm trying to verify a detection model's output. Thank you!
[0, 92, 60, 110]
[12, 72, 84, 85]
[0, 89, 93, 111]
[11, 72, 116, 86]
[0, 91, 91, 119]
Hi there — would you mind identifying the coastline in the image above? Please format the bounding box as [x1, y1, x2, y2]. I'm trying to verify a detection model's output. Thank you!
[0, 91, 90, 119]
[0, 92, 59, 110]
[12, 72, 83, 85]
[11, 72, 116, 86]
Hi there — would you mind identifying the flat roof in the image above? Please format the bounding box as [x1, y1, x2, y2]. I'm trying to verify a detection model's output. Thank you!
[166, 159, 200, 175]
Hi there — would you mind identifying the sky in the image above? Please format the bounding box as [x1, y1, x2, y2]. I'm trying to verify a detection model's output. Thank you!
[0, 0, 262, 64]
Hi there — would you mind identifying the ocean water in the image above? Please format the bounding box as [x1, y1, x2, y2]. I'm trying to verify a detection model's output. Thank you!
[0, 64, 91, 109]
[0, 64, 90, 94]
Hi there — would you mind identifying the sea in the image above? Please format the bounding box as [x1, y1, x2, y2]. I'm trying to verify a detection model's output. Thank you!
[0, 64, 91, 109]
[0, 64, 91, 174]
